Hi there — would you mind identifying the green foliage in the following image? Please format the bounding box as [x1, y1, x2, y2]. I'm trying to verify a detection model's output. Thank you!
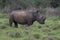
[0, 0, 10, 9]
[0, 0, 60, 9]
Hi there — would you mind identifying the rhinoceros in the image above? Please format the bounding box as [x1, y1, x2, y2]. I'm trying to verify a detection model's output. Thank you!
[9, 9, 46, 28]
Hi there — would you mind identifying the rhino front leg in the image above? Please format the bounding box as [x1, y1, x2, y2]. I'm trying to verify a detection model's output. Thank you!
[27, 20, 33, 26]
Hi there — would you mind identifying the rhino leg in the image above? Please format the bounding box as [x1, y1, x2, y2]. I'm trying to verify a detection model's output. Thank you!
[14, 21, 18, 28]
[27, 20, 33, 26]
[9, 17, 13, 27]
[9, 21, 13, 27]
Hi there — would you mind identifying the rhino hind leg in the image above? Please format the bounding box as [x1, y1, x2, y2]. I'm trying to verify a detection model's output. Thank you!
[13, 21, 18, 28]
[9, 21, 13, 27]
[9, 17, 13, 27]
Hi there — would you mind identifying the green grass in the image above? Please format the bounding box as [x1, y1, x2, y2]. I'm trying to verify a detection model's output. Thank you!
[0, 13, 60, 40]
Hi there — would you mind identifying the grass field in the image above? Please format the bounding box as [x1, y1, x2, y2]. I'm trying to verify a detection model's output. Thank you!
[0, 13, 60, 40]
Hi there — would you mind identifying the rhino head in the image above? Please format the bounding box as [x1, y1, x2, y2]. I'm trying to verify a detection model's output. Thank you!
[33, 9, 46, 24]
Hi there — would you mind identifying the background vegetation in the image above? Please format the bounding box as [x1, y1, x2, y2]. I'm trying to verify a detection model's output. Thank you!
[0, 0, 60, 13]
[0, 0, 60, 40]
